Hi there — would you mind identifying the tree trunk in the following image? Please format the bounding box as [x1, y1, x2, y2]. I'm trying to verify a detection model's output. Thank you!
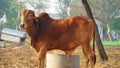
[106, 23, 113, 42]
[81, 0, 108, 61]
[104, 11, 113, 42]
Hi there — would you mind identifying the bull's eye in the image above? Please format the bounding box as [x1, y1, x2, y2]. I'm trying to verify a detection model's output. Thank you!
[28, 14, 33, 18]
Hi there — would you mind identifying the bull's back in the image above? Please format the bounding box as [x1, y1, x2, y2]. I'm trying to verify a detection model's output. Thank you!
[48, 16, 95, 50]
[50, 16, 95, 40]
[66, 16, 95, 44]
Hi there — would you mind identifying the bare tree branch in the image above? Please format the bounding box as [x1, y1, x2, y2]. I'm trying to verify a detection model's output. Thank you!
[110, 8, 120, 19]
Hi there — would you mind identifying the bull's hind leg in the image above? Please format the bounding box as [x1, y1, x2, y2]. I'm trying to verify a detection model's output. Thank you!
[82, 43, 95, 68]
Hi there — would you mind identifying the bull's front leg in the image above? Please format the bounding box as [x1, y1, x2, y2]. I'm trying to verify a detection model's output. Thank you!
[38, 47, 47, 68]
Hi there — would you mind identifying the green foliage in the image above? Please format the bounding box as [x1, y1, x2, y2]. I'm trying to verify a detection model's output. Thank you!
[102, 39, 120, 46]
[0, 0, 11, 18]
[10, 0, 25, 13]
[108, 3, 117, 14]
[0, 0, 25, 29]
[110, 17, 120, 32]
[3, 10, 17, 29]
[89, 0, 120, 33]
[59, 0, 71, 18]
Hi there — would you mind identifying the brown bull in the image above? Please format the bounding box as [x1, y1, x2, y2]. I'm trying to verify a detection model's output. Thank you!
[19, 9, 96, 68]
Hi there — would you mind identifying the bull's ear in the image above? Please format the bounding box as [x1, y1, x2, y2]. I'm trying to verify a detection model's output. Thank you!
[22, 9, 27, 15]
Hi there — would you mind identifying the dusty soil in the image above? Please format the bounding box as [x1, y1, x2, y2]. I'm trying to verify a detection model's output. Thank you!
[0, 45, 120, 68]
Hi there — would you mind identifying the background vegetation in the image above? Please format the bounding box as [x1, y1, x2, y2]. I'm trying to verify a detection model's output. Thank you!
[0, 0, 119, 44]
[0, 0, 25, 29]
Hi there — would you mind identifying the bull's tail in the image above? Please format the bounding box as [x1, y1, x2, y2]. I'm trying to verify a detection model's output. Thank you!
[93, 25, 96, 65]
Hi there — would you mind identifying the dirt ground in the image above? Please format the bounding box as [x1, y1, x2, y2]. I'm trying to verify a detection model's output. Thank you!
[0, 45, 120, 68]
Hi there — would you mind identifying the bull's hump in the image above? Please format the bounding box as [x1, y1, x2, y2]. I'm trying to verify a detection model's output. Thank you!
[38, 12, 49, 18]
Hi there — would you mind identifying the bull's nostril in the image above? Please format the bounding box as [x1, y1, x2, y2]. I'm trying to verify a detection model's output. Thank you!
[20, 24, 25, 28]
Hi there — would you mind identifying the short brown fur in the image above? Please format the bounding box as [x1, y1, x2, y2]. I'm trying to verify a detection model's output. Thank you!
[19, 9, 96, 68]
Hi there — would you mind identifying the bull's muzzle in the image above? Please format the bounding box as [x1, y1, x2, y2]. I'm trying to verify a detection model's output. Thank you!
[19, 23, 25, 28]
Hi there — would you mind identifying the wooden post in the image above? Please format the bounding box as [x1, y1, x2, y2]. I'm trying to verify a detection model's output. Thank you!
[46, 54, 80, 68]
[3, 41, 6, 48]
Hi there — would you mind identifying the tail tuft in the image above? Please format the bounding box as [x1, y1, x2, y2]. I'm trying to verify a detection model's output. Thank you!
[94, 55, 96, 65]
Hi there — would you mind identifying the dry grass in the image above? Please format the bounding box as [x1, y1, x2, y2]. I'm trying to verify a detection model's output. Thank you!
[0, 45, 120, 68]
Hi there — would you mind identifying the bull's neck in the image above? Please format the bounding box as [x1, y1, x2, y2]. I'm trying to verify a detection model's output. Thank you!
[26, 27, 39, 42]
[26, 27, 34, 37]
[26, 30, 39, 51]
